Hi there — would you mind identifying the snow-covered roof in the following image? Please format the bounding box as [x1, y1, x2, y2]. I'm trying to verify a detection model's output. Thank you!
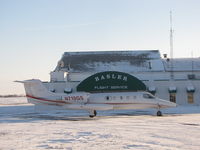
[186, 85, 195, 92]
[55, 50, 165, 72]
[169, 86, 177, 91]
[54, 50, 200, 73]
[148, 86, 156, 92]
[163, 58, 200, 71]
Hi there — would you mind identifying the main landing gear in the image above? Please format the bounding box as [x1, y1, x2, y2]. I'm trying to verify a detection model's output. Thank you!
[157, 103, 162, 116]
[89, 110, 97, 118]
[157, 110, 162, 116]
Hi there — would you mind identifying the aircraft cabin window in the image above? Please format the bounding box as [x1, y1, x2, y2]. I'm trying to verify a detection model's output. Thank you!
[120, 96, 123, 100]
[143, 94, 154, 99]
[106, 96, 109, 100]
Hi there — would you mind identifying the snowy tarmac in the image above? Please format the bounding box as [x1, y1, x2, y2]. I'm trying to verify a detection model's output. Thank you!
[0, 97, 200, 150]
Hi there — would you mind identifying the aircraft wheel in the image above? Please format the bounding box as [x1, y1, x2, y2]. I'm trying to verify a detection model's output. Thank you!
[157, 110, 162, 116]
[89, 110, 97, 118]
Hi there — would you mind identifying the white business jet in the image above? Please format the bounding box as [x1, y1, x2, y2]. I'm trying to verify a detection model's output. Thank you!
[16, 79, 176, 117]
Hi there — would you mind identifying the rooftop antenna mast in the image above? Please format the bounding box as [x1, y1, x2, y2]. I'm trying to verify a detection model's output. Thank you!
[170, 11, 174, 80]
[191, 51, 194, 74]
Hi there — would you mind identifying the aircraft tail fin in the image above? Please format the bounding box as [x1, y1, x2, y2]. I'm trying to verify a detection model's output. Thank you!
[15, 79, 52, 98]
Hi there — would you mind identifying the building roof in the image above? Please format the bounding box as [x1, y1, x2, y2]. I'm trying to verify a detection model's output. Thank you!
[55, 50, 165, 72]
[54, 50, 200, 73]
[163, 58, 200, 71]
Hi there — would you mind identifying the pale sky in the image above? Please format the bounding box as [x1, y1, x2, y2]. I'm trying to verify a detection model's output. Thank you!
[1, 0, 200, 95]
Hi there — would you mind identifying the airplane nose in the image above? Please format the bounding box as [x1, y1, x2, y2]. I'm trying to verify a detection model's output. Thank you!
[159, 99, 177, 108]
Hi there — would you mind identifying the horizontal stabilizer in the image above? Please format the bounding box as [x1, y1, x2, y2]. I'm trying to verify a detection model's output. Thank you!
[14, 80, 26, 83]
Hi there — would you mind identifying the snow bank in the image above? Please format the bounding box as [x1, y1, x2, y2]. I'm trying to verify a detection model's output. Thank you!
[0, 97, 27, 105]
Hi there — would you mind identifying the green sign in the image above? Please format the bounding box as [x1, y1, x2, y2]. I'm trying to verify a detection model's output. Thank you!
[77, 71, 146, 92]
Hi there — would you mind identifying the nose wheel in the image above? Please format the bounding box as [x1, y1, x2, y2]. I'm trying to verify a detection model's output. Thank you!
[89, 110, 97, 118]
[157, 110, 162, 116]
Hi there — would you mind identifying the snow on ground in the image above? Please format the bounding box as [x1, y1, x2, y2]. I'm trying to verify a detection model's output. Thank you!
[0, 97, 200, 150]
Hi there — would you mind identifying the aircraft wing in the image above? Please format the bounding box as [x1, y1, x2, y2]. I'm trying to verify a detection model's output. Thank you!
[63, 104, 113, 111]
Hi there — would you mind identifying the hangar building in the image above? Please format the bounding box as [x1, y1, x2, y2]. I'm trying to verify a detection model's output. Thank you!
[44, 50, 200, 105]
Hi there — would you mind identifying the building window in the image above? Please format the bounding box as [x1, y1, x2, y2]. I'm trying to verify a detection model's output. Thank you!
[187, 93, 194, 104]
[187, 86, 195, 104]
[169, 93, 176, 103]
[169, 86, 177, 103]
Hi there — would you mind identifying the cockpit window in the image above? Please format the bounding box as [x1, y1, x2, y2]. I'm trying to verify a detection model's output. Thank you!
[143, 93, 155, 99]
